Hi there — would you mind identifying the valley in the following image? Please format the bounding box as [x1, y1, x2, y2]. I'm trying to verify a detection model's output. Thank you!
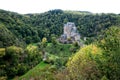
[0, 9, 120, 80]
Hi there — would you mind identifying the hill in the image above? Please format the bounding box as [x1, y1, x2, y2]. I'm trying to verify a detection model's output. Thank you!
[0, 23, 24, 47]
[0, 9, 120, 47]
[14, 42, 76, 80]
[0, 9, 120, 79]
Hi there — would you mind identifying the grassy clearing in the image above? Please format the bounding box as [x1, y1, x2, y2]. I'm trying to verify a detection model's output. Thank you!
[16, 61, 49, 80]
[46, 42, 72, 55]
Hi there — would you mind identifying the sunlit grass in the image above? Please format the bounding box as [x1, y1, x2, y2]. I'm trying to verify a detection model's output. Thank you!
[17, 61, 49, 80]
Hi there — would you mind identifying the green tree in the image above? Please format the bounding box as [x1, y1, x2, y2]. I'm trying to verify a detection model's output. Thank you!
[25, 44, 42, 68]
[97, 26, 120, 80]
[67, 44, 103, 80]
[51, 37, 57, 45]
[3, 46, 24, 78]
[41, 37, 47, 48]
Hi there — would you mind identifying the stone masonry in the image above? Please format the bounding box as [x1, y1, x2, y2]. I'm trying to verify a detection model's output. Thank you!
[59, 22, 80, 44]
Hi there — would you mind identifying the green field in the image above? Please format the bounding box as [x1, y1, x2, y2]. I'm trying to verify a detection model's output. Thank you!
[16, 61, 49, 80]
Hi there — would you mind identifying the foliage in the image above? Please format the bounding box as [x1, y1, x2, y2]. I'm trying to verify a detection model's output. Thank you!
[0, 9, 120, 80]
[0, 24, 24, 47]
[0, 9, 120, 47]
[41, 37, 47, 48]
[51, 36, 57, 45]
[98, 26, 120, 52]
[46, 42, 76, 67]
[13, 42, 76, 80]
[17, 61, 50, 80]
[101, 75, 109, 80]
[97, 26, 120, 80]
[0, 46, 25, 78]
[25, 44, 42, 69]
[67, 44, 103, 80]
[0, 45, 42, 79]
[0, 48, 5, 57]
[66, 27, 120, 80]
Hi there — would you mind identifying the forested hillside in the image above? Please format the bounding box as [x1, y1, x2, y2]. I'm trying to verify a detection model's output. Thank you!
[0, 9, 120, 47]
[0, 9, 120, 80]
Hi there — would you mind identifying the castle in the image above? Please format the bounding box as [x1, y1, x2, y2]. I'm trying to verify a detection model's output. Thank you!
[59, 22, 80, 44]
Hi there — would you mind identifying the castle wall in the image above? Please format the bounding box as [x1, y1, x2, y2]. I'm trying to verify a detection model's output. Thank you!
[59, 22, 80, 44]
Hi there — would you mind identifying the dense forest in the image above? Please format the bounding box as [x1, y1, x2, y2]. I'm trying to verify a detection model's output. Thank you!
[0, 9, 120, 47]
[0, 9, 120, 80]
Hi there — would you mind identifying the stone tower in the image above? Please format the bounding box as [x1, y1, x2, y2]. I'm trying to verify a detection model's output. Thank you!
[64, 22, 76, 38]
[59, 22, 80, 44]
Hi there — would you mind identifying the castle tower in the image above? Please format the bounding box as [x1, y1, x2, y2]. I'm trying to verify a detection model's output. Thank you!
[59, 22, 81, 44]
[64, 22, 75, 38]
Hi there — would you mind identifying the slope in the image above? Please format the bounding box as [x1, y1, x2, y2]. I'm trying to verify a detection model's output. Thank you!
[0, 9, 120, 46]
[0, 23, 23, 47]
[16, 61, 49, 80]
